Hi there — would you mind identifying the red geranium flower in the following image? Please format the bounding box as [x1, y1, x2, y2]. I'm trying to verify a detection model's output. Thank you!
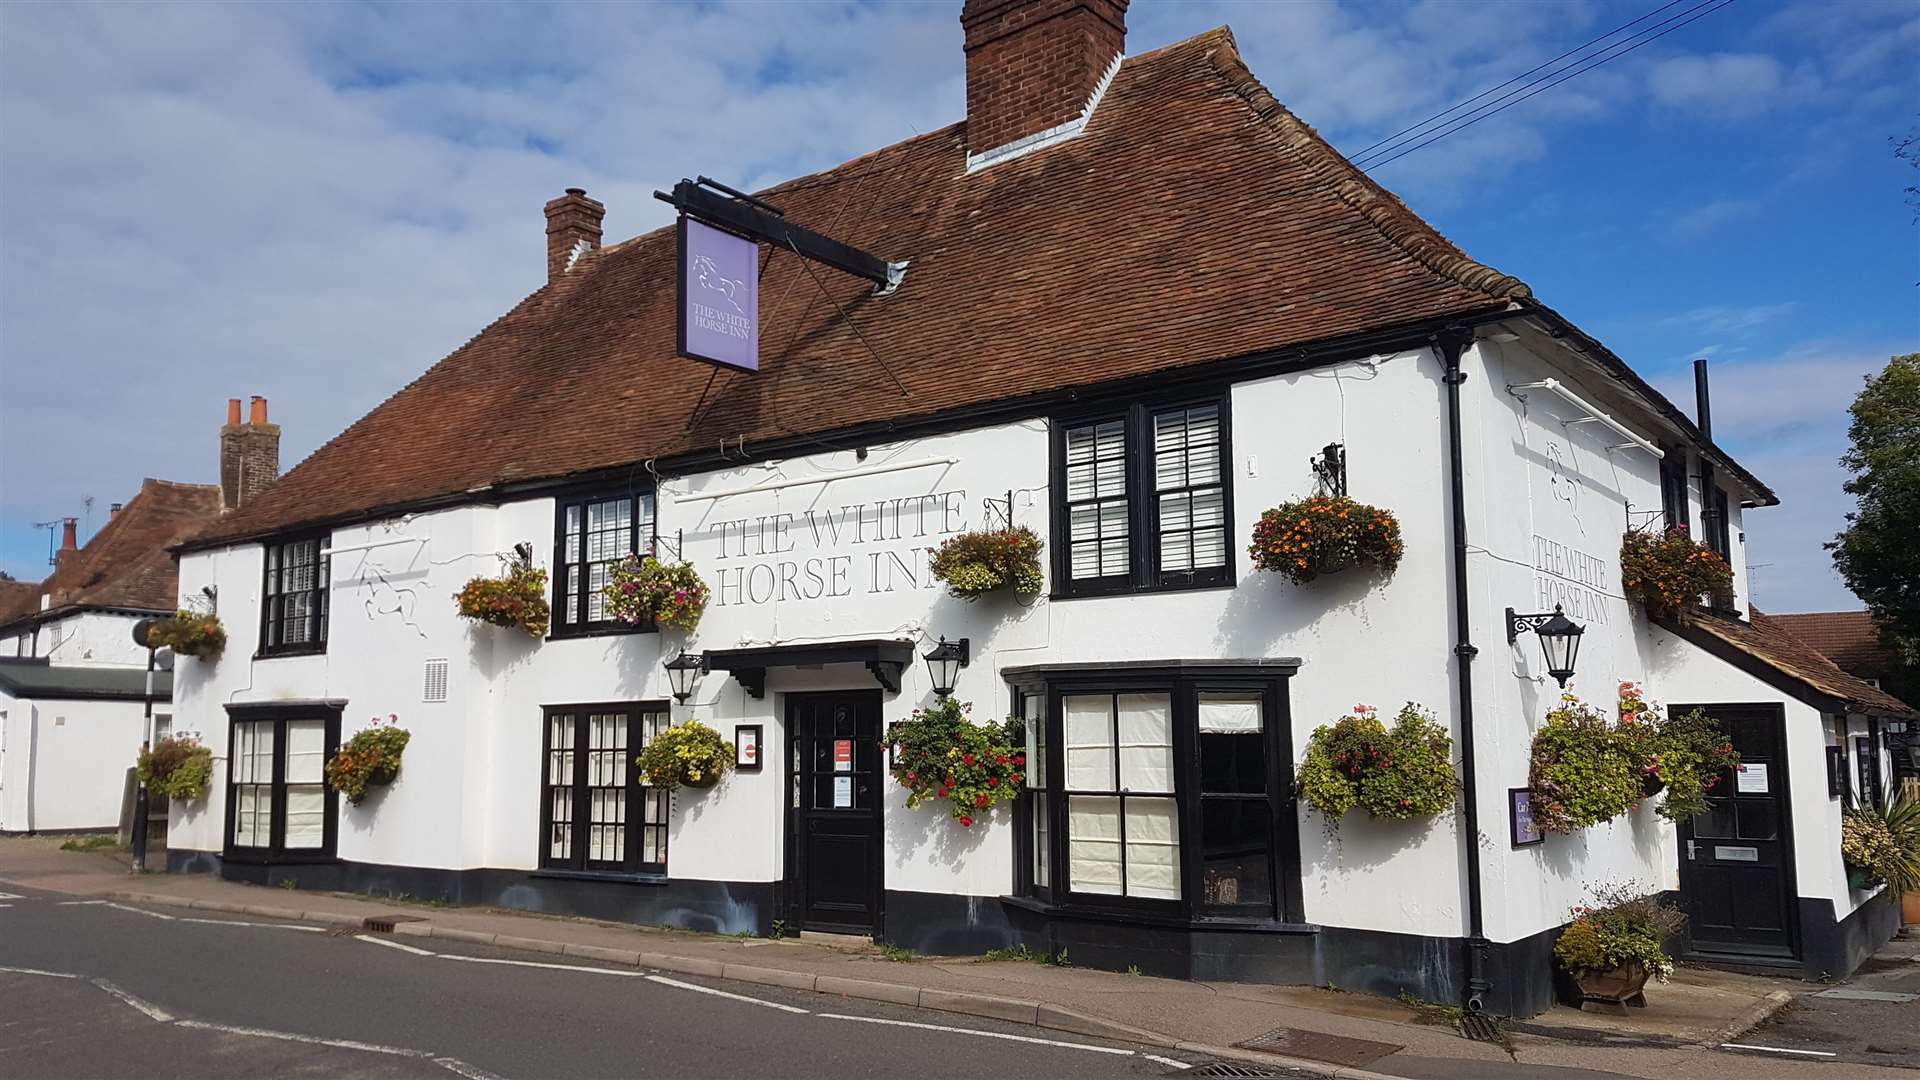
[987, 776, 999, 787]
[963, 753, 976, 766]
[959, 815, 974, 828]
[975, 793, 989, 808]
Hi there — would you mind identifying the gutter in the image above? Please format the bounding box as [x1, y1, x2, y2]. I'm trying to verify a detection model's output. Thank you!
[1437, 325, 1492, 1012]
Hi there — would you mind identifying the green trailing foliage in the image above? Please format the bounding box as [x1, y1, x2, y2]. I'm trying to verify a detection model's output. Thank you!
[144, 610, 226, 659]
[1619, 526, 1734, 615]
[1249, 495, 1404, 586]
[1296, 703, 1458, 836]
[1552, 883, 1685, 981]
[324, 715, 411, 805]
[887, 697, 1024, 828]
[1530, 685, 1740, 833]
[455, 560, 550, 637]
[928, 526, 1045, 600]
[634, 720, 732, 790]
[605, 555, 711, 632]
[137, 737, 213, 800]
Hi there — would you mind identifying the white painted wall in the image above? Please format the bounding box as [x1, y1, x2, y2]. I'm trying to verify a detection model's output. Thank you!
[0, 692, 147, 832]
[40, 611, 153, 669]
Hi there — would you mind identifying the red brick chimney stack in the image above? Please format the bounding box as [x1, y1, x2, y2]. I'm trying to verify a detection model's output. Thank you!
[961, 0, 1128, 158]
[544, 188, 605, 282]
[221, 395, 282, 512]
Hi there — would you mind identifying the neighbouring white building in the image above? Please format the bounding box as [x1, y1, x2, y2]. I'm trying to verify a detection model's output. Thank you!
[1, 400, 280, 835]
[160, 0, 1909, 1015]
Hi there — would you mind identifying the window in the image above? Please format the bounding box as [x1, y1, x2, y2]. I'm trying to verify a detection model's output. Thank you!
[552, 492, 654, 634]
[260, 535, 330, 655]
[541, 703, 669, 874]
[1659, 448, 1690, 535]
[224, 709, 338, 861]
[1016, 668, 1297, 922]
[1053, 397, 1231, 597]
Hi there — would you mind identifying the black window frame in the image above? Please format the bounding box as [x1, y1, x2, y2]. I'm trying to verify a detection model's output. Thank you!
[550, 488, 656, 639]
[257, 533, 330, 658]
[539, 702, 670, 877]
[222, 705, 340, 865]
[1011, 666, 1302, 926]
[1659, 446, 1691, 536]
[1049, 394, 1234, 599]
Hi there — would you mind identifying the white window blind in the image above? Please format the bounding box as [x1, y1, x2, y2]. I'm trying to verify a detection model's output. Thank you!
[1065, 420, 1129, 580]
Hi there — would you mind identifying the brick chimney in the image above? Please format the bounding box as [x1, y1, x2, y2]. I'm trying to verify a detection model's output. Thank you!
[220, 395, 281, 512]
[544, 188, 605, 281]
[962, 0, 1128, 162]
[55, 517, 78, 570]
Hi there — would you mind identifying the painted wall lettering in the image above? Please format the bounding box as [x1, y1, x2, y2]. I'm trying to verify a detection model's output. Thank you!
[706, 490, 971, 606]
[1531, 533, 1612, 626]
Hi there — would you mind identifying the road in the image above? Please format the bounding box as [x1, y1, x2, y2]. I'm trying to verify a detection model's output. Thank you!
[0, 881, 1308, 1079]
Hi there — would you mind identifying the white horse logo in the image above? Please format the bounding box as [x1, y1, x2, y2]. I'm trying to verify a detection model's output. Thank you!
[691, 254, 745, 314]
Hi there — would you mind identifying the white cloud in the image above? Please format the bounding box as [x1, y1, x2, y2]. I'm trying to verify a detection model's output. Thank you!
[1658, 302, 1798, 336]
[1667, 197, 1764, 240]
[1647, 53, 1787, 114]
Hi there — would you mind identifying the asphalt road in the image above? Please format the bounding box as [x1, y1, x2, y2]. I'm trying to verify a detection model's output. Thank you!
[0, 882, 1305, 1080]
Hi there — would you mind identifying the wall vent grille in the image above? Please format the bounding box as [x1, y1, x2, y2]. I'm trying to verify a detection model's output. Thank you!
[423, 658, 449, 703]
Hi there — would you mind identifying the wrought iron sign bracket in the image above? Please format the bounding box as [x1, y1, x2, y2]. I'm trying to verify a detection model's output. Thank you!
[1506, 607, 1559, 645]
[654, 178, 907, 295]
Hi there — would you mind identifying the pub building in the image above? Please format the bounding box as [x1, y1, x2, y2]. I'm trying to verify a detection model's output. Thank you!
[163, 0, 1911, 1017]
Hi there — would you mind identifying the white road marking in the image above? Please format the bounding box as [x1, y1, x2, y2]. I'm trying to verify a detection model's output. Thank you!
[179, 916, 324, 932]
[818, 1013, 1134, 1055]
[0, 891, 24, 900]
[59, 899, 108, 905]
[1721, 1043, 1838, 1057]
[646, 974, 810, 1013]
[0, 903, 11, 908]
[441, 953, 646, 977]
[1141, 1053, 1191, 1068]
[101, 901, 175, 920]
[355, 933, 437, 956]
[93, 978, 175, 1022]
[176, 1019, 426, 1058]
[434, 1055, 510, 1080]
[0, 964, 79, 978]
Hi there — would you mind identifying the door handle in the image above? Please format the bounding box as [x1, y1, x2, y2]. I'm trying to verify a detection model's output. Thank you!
[1686, 840, 1697, 861]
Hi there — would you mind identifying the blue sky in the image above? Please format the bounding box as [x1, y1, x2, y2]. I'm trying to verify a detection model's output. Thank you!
[1, 0, 1915, 612]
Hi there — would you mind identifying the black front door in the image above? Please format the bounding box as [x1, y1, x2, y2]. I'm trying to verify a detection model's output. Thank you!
[1675, 704, 1797, 958]
[786, 691, 883, 935]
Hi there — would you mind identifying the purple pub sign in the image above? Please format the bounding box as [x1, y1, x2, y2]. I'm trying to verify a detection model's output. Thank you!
[677, 216, 760, 372]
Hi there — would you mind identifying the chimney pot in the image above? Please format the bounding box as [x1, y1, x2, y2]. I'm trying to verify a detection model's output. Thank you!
[962, 0, 1128, 159]
[61, 517, 78, 552]
[544, 187, 606, 282]
[110, 502, 123, 519]
[250, 395, 269, 425]
[221, 397, 282, 512]
[228, 398, 243, 426]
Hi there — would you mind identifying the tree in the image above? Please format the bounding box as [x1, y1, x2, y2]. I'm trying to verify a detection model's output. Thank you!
[1829, 354, 1920, 683]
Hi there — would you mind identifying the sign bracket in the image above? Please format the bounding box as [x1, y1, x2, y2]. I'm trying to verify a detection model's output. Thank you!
[655, 179, 907, 295]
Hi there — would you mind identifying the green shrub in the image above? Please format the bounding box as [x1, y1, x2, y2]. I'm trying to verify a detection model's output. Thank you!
[1553, 883, 1685, 980]
[1296, 703, 1457, 834]
[928, 527, 1044, 600]
[138, 738, 213, 800]
[887, 697, 1023, 827]
[1843, 793, 1920, 895]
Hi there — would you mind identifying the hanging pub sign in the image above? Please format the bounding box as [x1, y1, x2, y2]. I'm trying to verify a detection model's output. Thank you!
[677, 216, 760, 372]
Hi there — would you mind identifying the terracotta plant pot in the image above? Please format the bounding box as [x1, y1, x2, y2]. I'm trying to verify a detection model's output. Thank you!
[1903, 890, 1920, 927]
[1572, 961, 1650, 1014]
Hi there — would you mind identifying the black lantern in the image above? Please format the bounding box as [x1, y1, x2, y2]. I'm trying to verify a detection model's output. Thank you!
[663, 650, 707, 704]
[922, 636, 970, 698]
[1506, 604, 1584, 689]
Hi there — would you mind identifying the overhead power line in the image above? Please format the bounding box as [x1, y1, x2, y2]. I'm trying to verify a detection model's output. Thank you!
[1353, 0, 1740, 175]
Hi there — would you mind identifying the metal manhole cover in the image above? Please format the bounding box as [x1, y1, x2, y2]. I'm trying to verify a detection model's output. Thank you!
[1233, 1027, 1403, 1068]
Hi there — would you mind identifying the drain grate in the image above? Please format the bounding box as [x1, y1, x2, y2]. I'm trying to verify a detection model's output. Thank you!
[361, 914, 426, 934]
[1179, 1063, 1296, 1078]
[1233, 1027, 1402, 1068]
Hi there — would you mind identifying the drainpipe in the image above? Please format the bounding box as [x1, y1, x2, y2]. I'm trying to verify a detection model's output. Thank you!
[1437, 325, 1492, 1012]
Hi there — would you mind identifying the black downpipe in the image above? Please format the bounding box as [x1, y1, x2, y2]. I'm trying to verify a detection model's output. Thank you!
[1438, 326, 1491, 1012]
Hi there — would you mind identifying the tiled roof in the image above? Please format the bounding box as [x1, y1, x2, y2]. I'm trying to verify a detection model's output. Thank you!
[184, 27, 1531, 550]
[0, 580, 36, 625]
[0, 479, 222, 633]
[1761, 611, 1897, 674]
[1665, 609, 1916, 719]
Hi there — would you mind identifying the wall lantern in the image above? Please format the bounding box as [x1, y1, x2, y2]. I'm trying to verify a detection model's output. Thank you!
[922, 636, 971, 698]
[663, 650, 708, 704]
[1505, 604, 1584, 689]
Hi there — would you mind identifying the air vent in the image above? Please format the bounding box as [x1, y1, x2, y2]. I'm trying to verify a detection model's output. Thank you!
[422, 658, 449, 703]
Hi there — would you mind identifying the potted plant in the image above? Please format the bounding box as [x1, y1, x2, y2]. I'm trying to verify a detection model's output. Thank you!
[1554, 885, 1685, 1012]
[455, 557, 550, 637]
[1296, 703, 1458, 837]
[1527, 693, 1641, 833]
[325, 715, 412, 805]
[886, 697, 1023, 828]
[1619, 525, 1733, 617]
[1613, 682, 1740, 819]
[136, 737, 214, 801]
[604, 554, 711, 632]
[635, 720, 732, 790]
[1842, 793, 1920, 895]
[928, 526, 1044, 601]
[1249, 495, 1403, 586]
[144, 609, 226, 659]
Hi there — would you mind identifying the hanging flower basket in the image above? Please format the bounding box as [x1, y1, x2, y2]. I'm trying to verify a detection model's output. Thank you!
[634, 720, 732, 791]
[1613, 682, 1739, 823]
[144, 610, 226, 659]
[1620, 526, 1733, 616]
[1249, 496, 1403, 586]
[325, 715, 411, 805]
[886, 697, 1023, 827]
[137, 737, 214, 801]
[1527, 694, 1642, 833]
[928, 527, 1045, 601]
[604, 555, 711, 632]
[455, 560, 550, 637]
[1295, 703, 1458, 836]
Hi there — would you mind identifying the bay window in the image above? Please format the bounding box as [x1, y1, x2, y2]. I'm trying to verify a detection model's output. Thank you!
[224, 707, 339, 862]
[1053, 395, 1232, 597]
[1012, 665, 1300, 923]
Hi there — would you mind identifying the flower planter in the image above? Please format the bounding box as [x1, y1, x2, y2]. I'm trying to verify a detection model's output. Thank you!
[1572, 962, 1650, 1014]
[681, 771, 721, 790]
[1903, 890, 1920, 927]
[1640, 773, 1667, 798]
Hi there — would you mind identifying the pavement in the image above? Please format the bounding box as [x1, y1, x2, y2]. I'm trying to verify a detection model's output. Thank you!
[3, 836, 1915, 1079]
